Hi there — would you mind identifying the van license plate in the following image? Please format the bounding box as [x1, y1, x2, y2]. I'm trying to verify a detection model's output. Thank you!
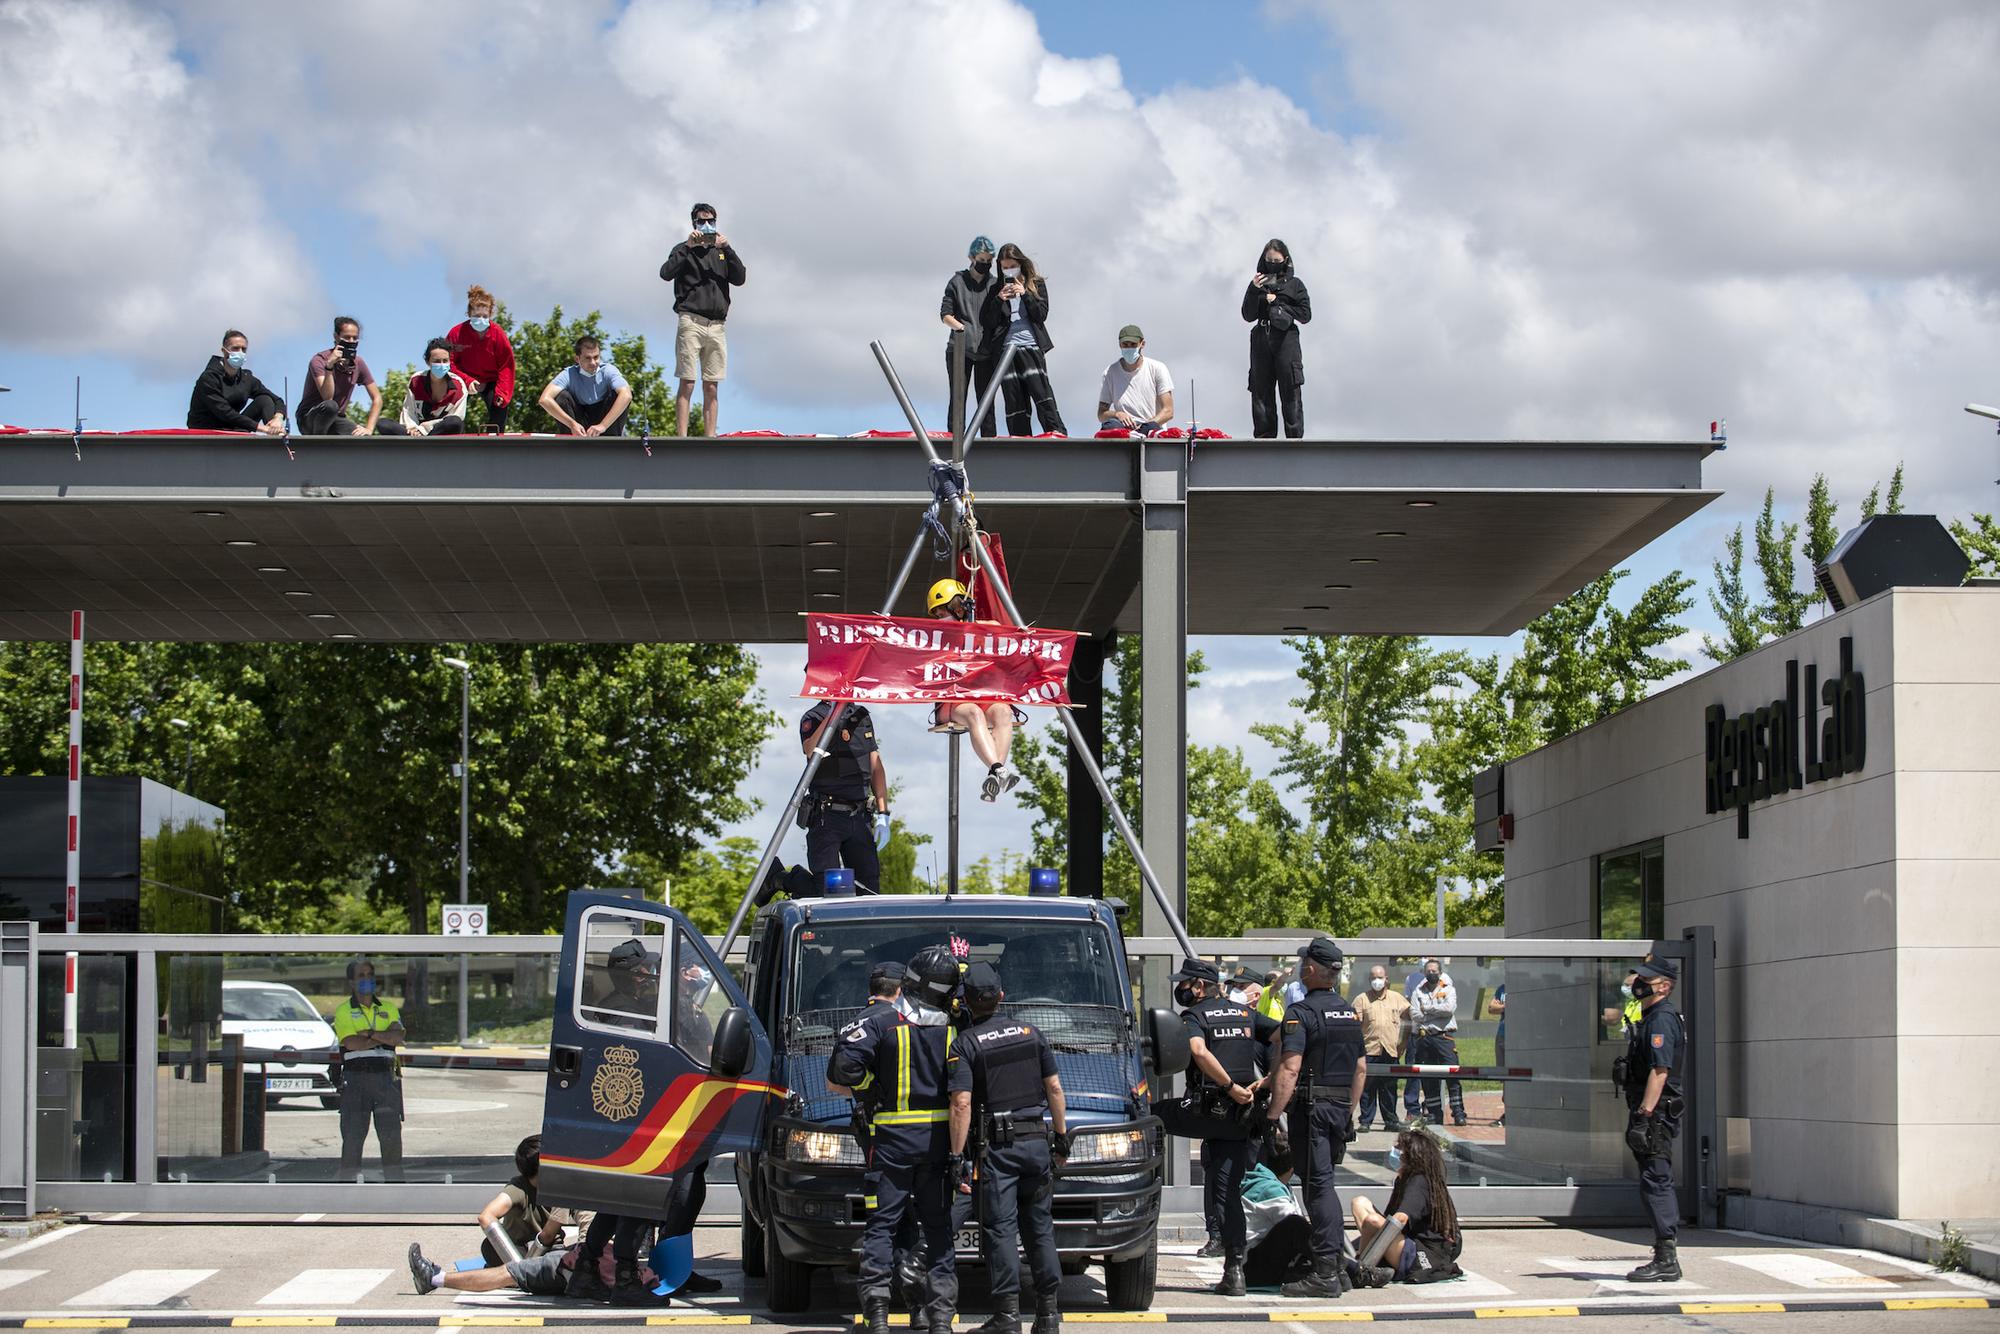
[956, 1227, 980, 1253]
[266, 1078, 311, 1092]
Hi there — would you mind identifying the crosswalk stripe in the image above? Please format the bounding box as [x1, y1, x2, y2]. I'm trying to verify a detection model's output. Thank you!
[1718, 1254, 1894, 1289]
[257, 1269, 392, 1306]
[1539, 1255, 1705, 1291]
[0, 1227, 94, 1263]
[0, 1272, 47, 1293]
[63, 1269, 217, 1307]
[1403, 1268, 1514, 1300]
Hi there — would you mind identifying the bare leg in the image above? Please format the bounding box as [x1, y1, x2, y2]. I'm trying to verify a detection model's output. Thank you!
[983, 704, 1015, 765]
[442, 1267, 520, 1293]
[703, 382, 721, 436]
[675, 380, 695, 437]
[956, 704, 1002, 768]
[1352, 1196, 1384, 1248]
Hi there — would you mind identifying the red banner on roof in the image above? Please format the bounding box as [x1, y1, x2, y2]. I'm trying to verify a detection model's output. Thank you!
[802, 613, 1076, 707]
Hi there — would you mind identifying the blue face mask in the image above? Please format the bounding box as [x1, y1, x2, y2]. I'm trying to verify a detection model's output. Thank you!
[225, 350, 247, 369]
[469, 316, 490, 334]
[355, 977, 375, 996]
[697, 221, 718, 235]
[429, 362, 450, 379]
[1388, 1145, 1402, 1172]
[1119, 347, 1140, 366]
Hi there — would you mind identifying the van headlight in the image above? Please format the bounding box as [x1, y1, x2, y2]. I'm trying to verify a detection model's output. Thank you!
[1066, 1129, 1146, 1164]
[785, 1129, 864, 1166]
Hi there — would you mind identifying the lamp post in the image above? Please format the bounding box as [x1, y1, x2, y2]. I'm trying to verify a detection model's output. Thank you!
[168, 717, 192, 792]
[441, 656, 472, 1046]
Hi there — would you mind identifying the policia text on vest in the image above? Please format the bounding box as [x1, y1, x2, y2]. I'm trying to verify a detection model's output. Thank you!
[1704, 635, 1865, 838]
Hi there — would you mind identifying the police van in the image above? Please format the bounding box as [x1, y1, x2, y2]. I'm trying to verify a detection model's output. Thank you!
[537, 888, 1188, 1313]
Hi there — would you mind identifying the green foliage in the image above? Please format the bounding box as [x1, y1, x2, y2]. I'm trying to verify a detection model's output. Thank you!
[1703, 525, 1764, 663]
[1860, 462, 1906, 520]
[1951, 512, 2000, 578]
[1804, 474, 1840, 572]
[1935, 1220, 1970, 1273]
[877, 797, 935, 893]
[1754, 488, 1811, 637]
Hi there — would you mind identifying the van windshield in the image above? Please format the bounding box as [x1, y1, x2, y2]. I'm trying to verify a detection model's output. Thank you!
[223, 987, 320, 1024]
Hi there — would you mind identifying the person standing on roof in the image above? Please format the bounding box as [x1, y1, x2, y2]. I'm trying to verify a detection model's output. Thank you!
[941, 237, 1001, 438]
[660, 202, 746, 437]
[1242, 239, 1311, 439]
[187, 329, 287, 435]
[927, 579, 1023, 802]
[978, 244, 1065, 437]
[1096, 325, 1174, 436]
[446, 285, 516, 432]
[798, 701, 891, 892]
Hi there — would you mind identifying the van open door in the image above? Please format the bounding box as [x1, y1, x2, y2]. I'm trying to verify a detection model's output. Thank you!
[540, 891, 777, 1221]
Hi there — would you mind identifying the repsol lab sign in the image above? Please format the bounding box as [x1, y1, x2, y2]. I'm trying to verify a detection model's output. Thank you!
[1704, 636, 1865, 837]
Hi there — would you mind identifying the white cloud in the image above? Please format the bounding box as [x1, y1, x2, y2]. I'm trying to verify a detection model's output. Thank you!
[0, 0, 318, 369]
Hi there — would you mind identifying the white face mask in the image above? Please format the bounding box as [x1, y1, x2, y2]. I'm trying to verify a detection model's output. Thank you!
[1369, 977, 1386, 992]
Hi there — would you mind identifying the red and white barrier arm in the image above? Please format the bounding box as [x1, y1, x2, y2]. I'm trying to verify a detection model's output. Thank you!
[1383, 1064, 1534, 1082]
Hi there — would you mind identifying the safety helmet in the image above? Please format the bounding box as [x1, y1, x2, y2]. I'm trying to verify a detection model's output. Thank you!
[927, 579, 971, 614]
[608, 938, 659, 977]
[906, 945, 963, 1010]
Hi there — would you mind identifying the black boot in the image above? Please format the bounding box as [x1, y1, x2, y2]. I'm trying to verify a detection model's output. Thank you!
[1032, 1292, 1061, 1334]
[1279, 1262, 1345, 1299]
[565, 1249, 610, 1301]
[610, 1259, 662, 1306]
[928, 1309, 955, 1334]
[1215, 1253, 1246, 1297]
[1195, 1235, 1225, 1259]
[864, 1296, 892, 1334]
[407, 1243, 441, 1296]
[968, 1295, 1020, 1334]
[1625, 1238, 1681, 1283]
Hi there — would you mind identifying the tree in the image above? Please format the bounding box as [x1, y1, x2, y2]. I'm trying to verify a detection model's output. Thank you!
[1754, 488, 1811, 637]
[1952, 512, 2000, 579]
[1703, 525, 1763, 662]
[1860, 463, 1906, 520]
[875, 787, 934, 892]
[1804, 474, 1840, 573]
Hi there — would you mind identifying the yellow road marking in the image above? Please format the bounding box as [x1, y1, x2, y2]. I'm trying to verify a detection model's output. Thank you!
[233, 1321, 338, 1328]
[1885, 1298, 1990, 1310]
[24, 1323, 132, 1330]
[1681, 1304, 1786, 1314]
[1474, 1308, 1581, 1319]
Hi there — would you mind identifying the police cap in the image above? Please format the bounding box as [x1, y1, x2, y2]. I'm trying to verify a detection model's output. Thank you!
[1297, 936, 1344, 969]
[1634, 952, 1679, 982]
[868, 960, 907, 988]
[962, 961, 1003, 1000]
[1170, 957, 1220, 984]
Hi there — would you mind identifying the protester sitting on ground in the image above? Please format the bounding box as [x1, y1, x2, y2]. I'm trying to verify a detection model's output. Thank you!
[398, 338, 473, 437]
[925, 578, 1023, 802]
[187, 329, 287, 434]
[1242, 1141, 1313, 1289]
[446, 285, 516, 432]
[538, 336, 631, 437]
[1096, 324, 1173, 435]
[298, 316, 385, 436]
[474, 1135, 566, 1267]
[1349, 1127, 1464, 1286]
[408, 1224, 665, 1302]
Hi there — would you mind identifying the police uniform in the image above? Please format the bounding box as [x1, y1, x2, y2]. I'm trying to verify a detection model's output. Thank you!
[829, 973, 957, 1330]
[947, 964, 1062, 1326]
[801, 702, 881, 892]
[1176, 959, 1277, 1271]
[1622, 957, 1686, 1259]
[332, 989, 404, 1182]
[1277, 939, 1365, 1290]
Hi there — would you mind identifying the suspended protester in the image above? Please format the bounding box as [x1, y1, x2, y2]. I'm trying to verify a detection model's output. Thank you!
[977, 243, 1066, 437]
[446, 285, 516, 432]
[1264, 936, 1366, 1299]
[1241, 238, 1311, 439]
[926, 579, 1023, 801]
[1618, 951, 1686, 1282]
[1172, 957, 1277, 1297]
[941, 236, 1001, 437]
[830, 945, 962, 1334]
[186, 329, 287, 435]
[947, 962, 1068, 1334]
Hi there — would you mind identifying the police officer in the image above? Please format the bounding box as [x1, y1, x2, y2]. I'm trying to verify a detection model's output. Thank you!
[1174, 957, 1277, 1296]
[334, 957, 405, 1183]
[800, 700, 891, 891]
[1264, 937, 1366, 1298]
[830, 945, 961, 1334]
[1620, 952, 1686, 1283]
[947, 963, 1067, 1334]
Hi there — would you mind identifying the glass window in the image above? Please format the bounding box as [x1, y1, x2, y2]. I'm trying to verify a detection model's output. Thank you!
[576, 910, 667, 1038]
[1595, 841, 1664, 941]
[672, 927, 731, 1067]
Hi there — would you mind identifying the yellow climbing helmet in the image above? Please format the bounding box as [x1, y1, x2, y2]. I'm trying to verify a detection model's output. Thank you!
[927, 578, 971, 613]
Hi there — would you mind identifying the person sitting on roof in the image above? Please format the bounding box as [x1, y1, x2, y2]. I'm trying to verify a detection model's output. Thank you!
[399, 338, 472, 437]
[1096, 323, 1174, 436]
[926, 578, 1023, 803]
[187, 329, 287, 435]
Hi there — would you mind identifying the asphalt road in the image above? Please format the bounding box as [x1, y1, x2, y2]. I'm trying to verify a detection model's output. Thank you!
[0, 1218, 1992, 1333]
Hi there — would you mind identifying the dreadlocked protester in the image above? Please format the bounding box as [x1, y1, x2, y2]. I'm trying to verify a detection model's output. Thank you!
[1350, 1128, 1465, 1285]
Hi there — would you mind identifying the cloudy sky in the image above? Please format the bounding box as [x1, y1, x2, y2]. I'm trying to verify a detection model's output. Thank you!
[3, 0, 1997, 875]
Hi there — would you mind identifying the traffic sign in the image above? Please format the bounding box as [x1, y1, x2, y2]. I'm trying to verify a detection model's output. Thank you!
[442, 903, 489, 936]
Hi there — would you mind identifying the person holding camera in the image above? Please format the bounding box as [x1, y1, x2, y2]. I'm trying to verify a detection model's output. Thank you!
[298, 316, 385, 436]
[975, 244, 1064, 437]
[659, 202, 746, 437]
[446, 285, 516, 432]
[940, 236, 1000, 437]
[1241, 238, 1311, 438]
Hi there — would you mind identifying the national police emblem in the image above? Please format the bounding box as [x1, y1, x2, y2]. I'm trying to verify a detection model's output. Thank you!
[590, 1044, 645, 1121]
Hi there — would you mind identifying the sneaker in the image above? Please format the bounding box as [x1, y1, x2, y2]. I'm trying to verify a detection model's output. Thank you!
[408, 1243, 440, 1296]
[995, 763, 1021, 796]
[1350, 1263, 1394, 1289]
[981, 767, 1004, 802]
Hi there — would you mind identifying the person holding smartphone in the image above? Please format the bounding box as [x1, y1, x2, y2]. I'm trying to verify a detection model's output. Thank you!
[659, 202, 746, 437]
[298, 315, 385, 436]
[978, 243, 1065, 437]
[1242, 238, 1312, 439]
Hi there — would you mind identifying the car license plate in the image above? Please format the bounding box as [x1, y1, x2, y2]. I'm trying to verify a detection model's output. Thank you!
[955, 1227, 980, 1253]
[266, 1078, 311, 1092]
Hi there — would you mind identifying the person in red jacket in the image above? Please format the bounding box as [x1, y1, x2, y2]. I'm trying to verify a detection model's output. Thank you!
[446, 285, 516, 432]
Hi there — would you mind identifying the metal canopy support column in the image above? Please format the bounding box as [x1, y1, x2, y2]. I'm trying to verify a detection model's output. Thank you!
[1065, 634, 1107, 898]
[1138, 441, 1188, 937]
[0, 923, 33, 1218]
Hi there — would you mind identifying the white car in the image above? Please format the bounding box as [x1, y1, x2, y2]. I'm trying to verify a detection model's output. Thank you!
[222, 980, 341, 1109]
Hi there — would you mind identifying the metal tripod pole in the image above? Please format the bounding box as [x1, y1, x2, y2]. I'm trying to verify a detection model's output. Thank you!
[872, 348, 1197, 957]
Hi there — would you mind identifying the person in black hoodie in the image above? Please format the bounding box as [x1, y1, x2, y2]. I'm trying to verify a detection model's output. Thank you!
[978, 243, 1066, 436]
[187, 329, 287, 434]
[1242, 239, 1312, 439]
[940, 236, 1000, 438]
[659, 202, 747, 437]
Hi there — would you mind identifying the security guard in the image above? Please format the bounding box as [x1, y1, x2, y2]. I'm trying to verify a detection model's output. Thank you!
[1175, 957, 1277, 1296]
[947, 963, 1068, 1334]
[830, 945, 961, 1334]
[800, 700, 891, 892]
[1264, 937, 1366, 1298]
[334, 957, 405, 1183]
[1620, 952, 1686, 1282]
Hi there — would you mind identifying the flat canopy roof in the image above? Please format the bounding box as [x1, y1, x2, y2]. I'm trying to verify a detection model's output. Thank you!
[0, 435, 1716, 642]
